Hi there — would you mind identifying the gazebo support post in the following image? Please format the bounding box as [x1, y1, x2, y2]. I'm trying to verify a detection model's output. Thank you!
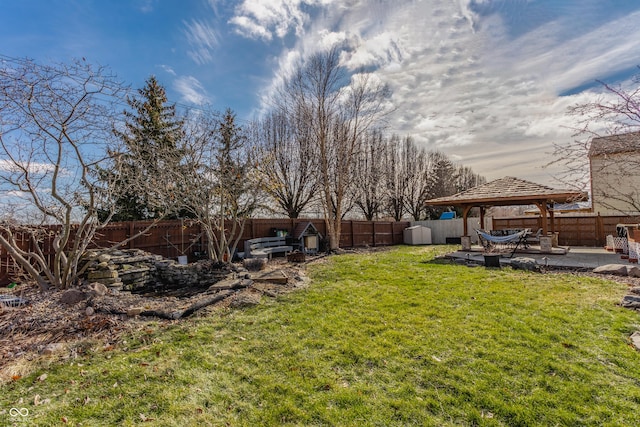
[549, 205, 558, 247]
[479, 206, 485, 231]
[535, 202, 549, 235]
[462, 205, 473, 236]
[535, 201, 553, 253]
[460, 205, 474, 251]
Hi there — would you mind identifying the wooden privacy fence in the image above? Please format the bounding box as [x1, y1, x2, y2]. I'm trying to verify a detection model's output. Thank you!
[492, 214, 640, 247]
[6, 214, 632, 284]
[0, 219, 410, 285]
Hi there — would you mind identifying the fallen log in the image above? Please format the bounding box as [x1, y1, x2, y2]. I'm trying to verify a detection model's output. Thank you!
[139, 290, 235, 319]
[181, 290, 235, 317]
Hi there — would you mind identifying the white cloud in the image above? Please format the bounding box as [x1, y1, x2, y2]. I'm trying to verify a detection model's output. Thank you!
[183, 19, 220, 65]
[159, 64, 177, 76]
[174, 76, 210, 105]
[228, 15, 273, 41]
[317, 30, 350, 52]
[229, 0, 342, 41]
[206, 0, 223, 19]
[137, 0, 156, 13]
[0, 159, 57, 175]
[233, 0, 640, 186]
[484, 10, 640, 94]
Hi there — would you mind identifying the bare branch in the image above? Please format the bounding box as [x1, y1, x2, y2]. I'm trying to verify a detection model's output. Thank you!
[0, 57, 126, 289]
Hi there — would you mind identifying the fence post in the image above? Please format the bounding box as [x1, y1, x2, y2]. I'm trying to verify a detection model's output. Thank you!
[128, 221, 135, 249]
[391, 222, 395, 245]
[347, 221, 351, 247]
[596, 214, 604, 247]
[372, 221, 376, 247]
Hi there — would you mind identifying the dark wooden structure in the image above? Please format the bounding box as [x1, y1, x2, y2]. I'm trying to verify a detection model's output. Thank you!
[291, 222, 321, 254]
[425, 176, 588, 237]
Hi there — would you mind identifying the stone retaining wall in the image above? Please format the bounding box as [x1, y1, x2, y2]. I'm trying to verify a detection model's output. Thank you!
[81, 249, 232, 293]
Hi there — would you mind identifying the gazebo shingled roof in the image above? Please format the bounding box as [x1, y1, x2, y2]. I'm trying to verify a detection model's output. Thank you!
[425, 176, 588, 236]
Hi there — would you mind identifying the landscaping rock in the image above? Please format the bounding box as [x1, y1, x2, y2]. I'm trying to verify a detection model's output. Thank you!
[127, 307, 145, 317]
[84, 282, 108, 298]
[41, 343, 65, 355]
[229, 291, 261, 308]
[629, 286, 640, 295]
[85, 306, 95, 316]
[243, 258, 267, 272]
[630, 332, 640, 351]
[593, 264, 629, 276]
[208, 278, 240, 290]
[621, 294, 640, 308]
[79, 249, 232, 294]
[253, 270, 288, 285]
[510, 257, 540, 272]
[628, 266, 640, 278]
[60, 289, 87, 305]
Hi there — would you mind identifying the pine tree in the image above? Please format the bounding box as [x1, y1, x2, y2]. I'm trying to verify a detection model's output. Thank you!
[105, 76, 186, 221]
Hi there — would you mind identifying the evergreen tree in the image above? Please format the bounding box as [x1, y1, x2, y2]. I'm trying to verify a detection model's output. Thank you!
[105, 76, 187, 221]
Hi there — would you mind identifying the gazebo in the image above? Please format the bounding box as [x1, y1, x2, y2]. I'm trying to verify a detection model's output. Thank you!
[425, 176, 588, 240]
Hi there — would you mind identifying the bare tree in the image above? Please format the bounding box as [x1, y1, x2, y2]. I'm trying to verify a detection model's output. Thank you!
[180, 109, 261, 262]
[252, 109, 317, 218]
[0, 57, 126, 289]
[282, 46, 391, 250]
[383, 134, 407, 221]
[401, 138, 432, 221]
[353, 130, 387, 220]
[455, 165, 485, 193]
[374, 135, 484, 221]
[550, 72, 640, 211]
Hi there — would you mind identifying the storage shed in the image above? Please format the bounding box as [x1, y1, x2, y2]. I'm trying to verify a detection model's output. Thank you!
[403, 225, 432, 245]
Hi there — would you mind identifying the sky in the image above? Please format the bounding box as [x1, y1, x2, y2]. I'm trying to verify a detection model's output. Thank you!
[2, 0, 640, 187]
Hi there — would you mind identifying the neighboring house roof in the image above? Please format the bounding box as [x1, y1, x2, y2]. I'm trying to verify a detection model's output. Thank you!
[425, 176, 588, 207]
[589, 132, 640, 157]
[524, 202, 592, 215]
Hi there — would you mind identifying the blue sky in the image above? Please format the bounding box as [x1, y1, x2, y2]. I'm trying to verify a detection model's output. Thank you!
[2, 0, 640, 186]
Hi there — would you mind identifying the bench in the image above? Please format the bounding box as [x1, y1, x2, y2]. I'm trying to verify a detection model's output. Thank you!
[244, 237, 293, 260]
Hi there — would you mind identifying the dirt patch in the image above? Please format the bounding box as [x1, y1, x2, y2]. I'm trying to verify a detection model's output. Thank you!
[0, 258, 311, 382]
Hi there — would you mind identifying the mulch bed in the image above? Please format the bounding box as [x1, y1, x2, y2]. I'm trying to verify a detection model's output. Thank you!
[0, 260, 309, 381]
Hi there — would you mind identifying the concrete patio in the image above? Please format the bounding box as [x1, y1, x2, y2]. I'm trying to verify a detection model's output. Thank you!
[446, 246, 630, 270]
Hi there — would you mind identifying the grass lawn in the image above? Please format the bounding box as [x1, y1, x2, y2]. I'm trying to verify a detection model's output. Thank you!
[3, 245, 640, 426]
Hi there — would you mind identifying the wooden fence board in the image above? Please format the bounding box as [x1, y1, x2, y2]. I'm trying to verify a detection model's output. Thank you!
[0, 218, 409, 285]
[493, 214, 640, 247]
